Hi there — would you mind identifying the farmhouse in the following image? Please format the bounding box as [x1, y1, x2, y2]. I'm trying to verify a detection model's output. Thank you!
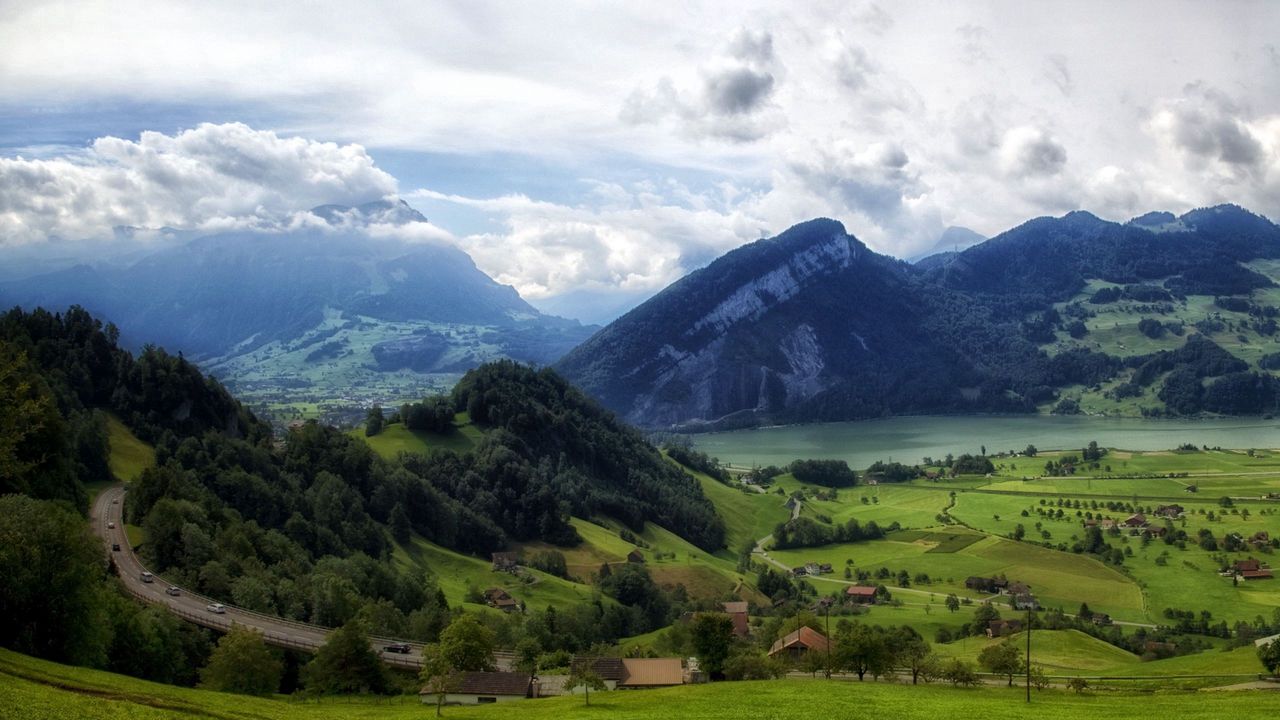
[627, 549, 645, 564]
[768, 627, 830, 659]
[1100, 518, 1118, 531]
[987, 619, 1023, 638]
[1154, 504, 1184, 519]
[618, 658, 685, 688]
[964, 576, 1008, 593]
[1145, 525, 1168, 538]
[483, 588, 521, 613]
[571, 657, 627, 690]
[1091, 613, 1112, 626]
[1234, 559, 1273, 579]
[491, 552, 519, 572]
[1122, 513, 1148, 530]
[721, 601, 751, 637]
[1250, 532, 1271, 549]
[423, 671, 532, 705]
[844, 585, 878, 604]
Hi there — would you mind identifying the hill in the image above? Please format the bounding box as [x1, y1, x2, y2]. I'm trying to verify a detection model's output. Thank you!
[558, 205, 1280, 429]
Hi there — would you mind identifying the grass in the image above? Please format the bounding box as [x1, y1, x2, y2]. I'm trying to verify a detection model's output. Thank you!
[4, 647, 1280, 720]
[105, 413, 154, 483]
[353, 413, 484, 460]
[936, 630, 1140, 673]
[676, 462, 790, 553]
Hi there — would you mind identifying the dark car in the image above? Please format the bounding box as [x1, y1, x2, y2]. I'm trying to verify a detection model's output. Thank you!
[383, 643, 411, 654]
[112, 543, 121, 551]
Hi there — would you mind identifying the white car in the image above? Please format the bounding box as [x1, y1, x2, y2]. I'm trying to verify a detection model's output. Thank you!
[139, 572, 154, 583]
[107, 521, 115, 529]
[206, 603, 226, 614]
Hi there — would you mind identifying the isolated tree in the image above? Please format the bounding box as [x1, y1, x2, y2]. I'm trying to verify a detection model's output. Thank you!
[1030, 664, 1051, 690]
[1260, 639, 1280, 676]
[970, 603, 1001, 635]
[943, 658, 979, 686]
[691, 613, 735, 677]
[835, 623, 891, 681]
[199, 626, 282, 695]
[439, 614, 495, 671]
[567, 663, 607, 706]
[302, 620, 388, 695]
[978, 640, 1023, 686]
[365, 405, 384, 437]
[945, 594, 960, 613]
[893, 628, 934, 684]
[419, 643, 459, 717]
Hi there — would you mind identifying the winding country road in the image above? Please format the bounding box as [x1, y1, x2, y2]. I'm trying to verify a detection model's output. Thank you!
[89, 484, 500, 671]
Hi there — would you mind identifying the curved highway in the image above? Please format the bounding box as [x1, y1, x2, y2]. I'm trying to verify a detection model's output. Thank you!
[91, 484, 440, 670]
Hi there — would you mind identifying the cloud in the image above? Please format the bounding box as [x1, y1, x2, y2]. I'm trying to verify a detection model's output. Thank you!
[0, 123, 396, 244]
[1150, 85, 1266, 171]
[621, 27, 781, 142]
[999, 126, 1068, 177]
[1043, 55, 1073, 97]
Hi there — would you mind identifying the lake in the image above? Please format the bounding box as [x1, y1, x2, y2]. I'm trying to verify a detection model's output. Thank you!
[689, 415, 1280, 468]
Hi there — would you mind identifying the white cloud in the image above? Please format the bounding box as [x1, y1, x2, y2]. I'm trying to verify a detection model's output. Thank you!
[999, 126, 1068, 178]
[0, 123, 396, 244]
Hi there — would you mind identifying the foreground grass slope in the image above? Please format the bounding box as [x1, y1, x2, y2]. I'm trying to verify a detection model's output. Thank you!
[3, 648, 1278, 720]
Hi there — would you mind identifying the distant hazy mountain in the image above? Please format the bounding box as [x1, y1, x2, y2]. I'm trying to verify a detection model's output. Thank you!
[0, 201, 595, 407]
[558, 205, 1280, 429]
[909, 226, 986, 264]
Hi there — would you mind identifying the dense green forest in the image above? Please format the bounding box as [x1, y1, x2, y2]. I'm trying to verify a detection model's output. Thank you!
[0, 306, 726, 692]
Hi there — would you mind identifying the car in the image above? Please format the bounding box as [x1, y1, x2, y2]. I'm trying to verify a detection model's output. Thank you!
[383, 643, 411, 654]
[139, 571, 154, 583]
[107, 521, 115, 529]
[111, 543, 120, 551]
[206, 603, 226, 614]
[112, 498, 119, 504]
[165, 586, 181, 597]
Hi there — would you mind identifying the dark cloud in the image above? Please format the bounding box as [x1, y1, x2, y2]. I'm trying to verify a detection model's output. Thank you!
[1001, 126, 1068, 177]
[1157, 86, 1264, 169]
[704, 66, 775, 115]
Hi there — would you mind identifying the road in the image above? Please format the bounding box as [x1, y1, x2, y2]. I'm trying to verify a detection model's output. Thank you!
[91, 484, 516, 671]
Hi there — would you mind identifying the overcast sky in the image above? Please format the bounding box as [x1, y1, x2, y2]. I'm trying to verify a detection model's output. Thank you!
[2, 0, 1279, 320]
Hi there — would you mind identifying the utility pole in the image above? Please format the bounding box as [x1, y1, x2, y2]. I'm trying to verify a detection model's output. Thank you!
[823, 597, 833, 680]
[1025, 599, 1033, 703]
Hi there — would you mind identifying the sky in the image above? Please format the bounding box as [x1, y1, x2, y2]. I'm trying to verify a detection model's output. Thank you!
[2, 0, 1279, 322]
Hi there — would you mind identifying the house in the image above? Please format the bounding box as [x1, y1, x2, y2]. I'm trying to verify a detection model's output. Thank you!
[1091, 613, 1112, 626]
[987, 619, 1023, 638]
[964, 576, 1008, 594]
[721, 602, 751, 638]
[1234, 559, 1273, 579]
[1250, 532, 1271, 548]
[627, 549, 645, 564]
[1007, 581, 1031, 597]
[844, 585, 878, 604]
[1145, 525, 1168, 538]
[721, 601, 748, 615]
[804, 562, 822, 576]
[1100, 518, 1118, 531]
[483, 588, 521, 613]
[1012, 593, 1039, 610]
[618, 658, 684, 688]
[424, 671, 531, 705]
[491, 552, 519, 572]
[571, 657, 627, 690]
[818, 563, 834, 574]
[768, 627, 830, 660]
[791, 567, 808, 577]
[1154, 504, 1184, 519]
[1122, 513, 1148, 530]
[1083, 518, 1098, 528]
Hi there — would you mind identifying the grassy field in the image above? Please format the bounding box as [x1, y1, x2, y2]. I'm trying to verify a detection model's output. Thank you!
[105, 413, 154, 482]
[936, 630, 1140, 673]
[682, 464, 790, 553]
[354, 413, 484, 459]
[4, 648, 1279, 720]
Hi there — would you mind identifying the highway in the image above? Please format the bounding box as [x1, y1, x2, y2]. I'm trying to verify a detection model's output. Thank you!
[90, 484, 460, 671]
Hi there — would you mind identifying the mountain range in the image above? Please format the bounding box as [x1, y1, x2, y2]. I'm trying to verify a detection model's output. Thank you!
[559, 205, 1280, 429]
[0, 201, 595, 413]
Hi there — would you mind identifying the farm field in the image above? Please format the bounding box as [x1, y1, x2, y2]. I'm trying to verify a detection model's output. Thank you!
[935, 629, 1141, 673]
[3, 647, 1278, 720]
[353, 412, 483, 459]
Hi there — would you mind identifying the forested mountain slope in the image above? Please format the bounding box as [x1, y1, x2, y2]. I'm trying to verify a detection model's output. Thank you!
[559, 205, 1280, 429]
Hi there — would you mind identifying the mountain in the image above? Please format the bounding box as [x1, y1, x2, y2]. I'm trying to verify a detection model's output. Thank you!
[559, 205, 1280, 429]
[909, 225, 986, 263]
[0, 201, 596, 416]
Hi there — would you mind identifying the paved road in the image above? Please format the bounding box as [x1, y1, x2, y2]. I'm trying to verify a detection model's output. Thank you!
[90, 484, 500, 671]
